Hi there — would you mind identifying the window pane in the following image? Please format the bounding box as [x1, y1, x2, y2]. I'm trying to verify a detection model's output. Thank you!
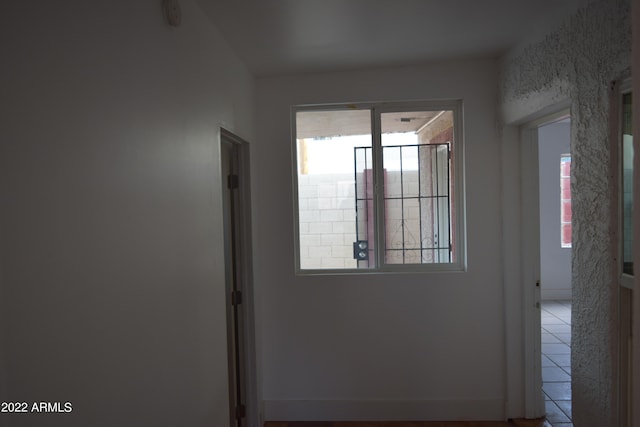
[622, 93, 633, 275]
[295, 109, 373, 269]
[354, 147, 375, 268]
[381, 110, 454, 264]
[560, 155, 572, 248]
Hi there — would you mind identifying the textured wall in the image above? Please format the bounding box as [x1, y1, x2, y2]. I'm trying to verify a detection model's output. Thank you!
[500, 0, 631, 425]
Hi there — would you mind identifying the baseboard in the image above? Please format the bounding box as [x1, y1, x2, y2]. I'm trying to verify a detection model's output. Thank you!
[263, 398, 505, 421]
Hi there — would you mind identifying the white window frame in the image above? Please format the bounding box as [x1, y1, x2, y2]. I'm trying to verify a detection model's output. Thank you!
[291, 99, 466, 274]
[619, 81, 634, 289]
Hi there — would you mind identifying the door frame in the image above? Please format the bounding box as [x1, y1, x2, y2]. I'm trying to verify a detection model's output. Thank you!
[220, 128, 259, 427]
[520, 108, 571, 418]
[611, 78, 633, 427]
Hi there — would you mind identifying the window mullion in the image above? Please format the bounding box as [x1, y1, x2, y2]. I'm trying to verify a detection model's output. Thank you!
[372, 108, 386, 269]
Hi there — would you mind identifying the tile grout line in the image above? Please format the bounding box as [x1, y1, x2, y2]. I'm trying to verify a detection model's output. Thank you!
[541, 300, 573, 427]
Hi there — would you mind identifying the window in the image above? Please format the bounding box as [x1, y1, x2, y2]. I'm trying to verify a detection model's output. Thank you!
[621, 91, 633, 276]
[560, 154, 572, 248]
[292, 100, 465, 272]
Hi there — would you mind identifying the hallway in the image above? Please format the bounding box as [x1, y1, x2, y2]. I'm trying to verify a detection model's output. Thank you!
[541, 301, 572, 426]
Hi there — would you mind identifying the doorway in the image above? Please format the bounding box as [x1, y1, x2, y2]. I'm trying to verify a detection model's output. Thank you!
[537, 119, 573, 425]
[520, 110, 571, 422]
[220, 129, 258, 427]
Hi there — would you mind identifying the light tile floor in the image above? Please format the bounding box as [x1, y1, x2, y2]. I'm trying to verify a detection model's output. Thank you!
[541, 300, 572, 427]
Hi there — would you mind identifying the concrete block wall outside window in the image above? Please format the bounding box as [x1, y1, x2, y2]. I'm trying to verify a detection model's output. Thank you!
[298, 171, 422, 269]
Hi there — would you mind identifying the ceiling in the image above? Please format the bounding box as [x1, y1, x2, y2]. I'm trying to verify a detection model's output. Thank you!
[196, 0, 588, 77]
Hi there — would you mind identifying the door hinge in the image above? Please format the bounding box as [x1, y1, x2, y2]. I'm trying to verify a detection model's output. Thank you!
[232, 290, 243, 306]
[228, 174, 239, 190]
[235, 404, 246, 419]
[536, 280, 540, 287]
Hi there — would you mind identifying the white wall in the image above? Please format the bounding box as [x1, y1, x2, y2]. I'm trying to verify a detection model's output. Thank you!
[254, 60, 507, 421]
[0, 2, 254, 426]
[538, 121, 572, 301]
